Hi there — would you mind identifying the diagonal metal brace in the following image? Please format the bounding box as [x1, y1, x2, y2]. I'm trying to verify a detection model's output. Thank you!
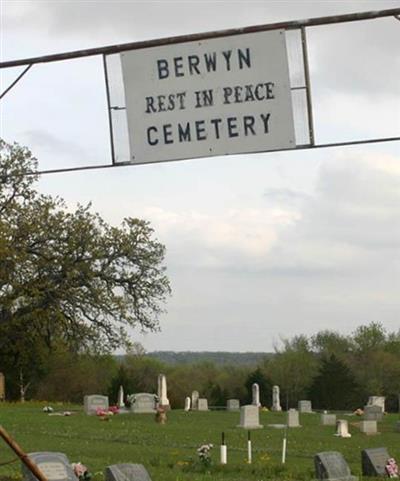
[0, 64, 33, 101]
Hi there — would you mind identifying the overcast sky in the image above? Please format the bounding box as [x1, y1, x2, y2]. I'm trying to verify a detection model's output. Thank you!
[1, 0, 399, 352]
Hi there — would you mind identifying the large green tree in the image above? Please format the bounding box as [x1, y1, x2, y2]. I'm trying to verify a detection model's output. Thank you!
[0, 139, 171, 399]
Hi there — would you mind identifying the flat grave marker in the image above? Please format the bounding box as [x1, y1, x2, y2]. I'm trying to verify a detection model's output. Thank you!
[105, 463, 152, 481]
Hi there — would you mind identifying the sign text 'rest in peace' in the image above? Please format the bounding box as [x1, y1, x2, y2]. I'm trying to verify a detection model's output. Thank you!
[120, 30, 295, 164]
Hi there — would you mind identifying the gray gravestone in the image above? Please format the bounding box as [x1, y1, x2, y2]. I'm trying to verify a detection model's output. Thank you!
[314, 451, 358, 480]
[22, 452, 78, 481]
[227, 399, 240, 411]
[321, 413, 337, 426]
[197, 398, 208, 411]
[83, 394, 109, 415]
[287, 409, 301, 427]
[395, 420, 400, 432]
[361, 447, 390, 477]
[359, 420, 378, 435]
[130, 393, 157, 413]
[363, 405, 383, 421]
[105, 463, 152, 481]
[298, 400, 312, 413]
[237, 405, 263, 429]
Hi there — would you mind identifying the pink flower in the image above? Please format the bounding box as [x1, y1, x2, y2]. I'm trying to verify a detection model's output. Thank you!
[72, 463, 87, 477]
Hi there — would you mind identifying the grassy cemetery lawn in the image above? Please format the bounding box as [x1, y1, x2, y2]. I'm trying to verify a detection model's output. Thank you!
[0, 403, 399, 480]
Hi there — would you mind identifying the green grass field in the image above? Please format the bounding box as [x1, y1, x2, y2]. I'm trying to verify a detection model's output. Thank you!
[0, 403, 399, 480]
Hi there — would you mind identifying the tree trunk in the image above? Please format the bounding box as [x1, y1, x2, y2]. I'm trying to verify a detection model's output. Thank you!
[19, 369, 30, 403]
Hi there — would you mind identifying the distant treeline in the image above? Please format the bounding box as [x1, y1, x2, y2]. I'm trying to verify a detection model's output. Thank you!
[145, 351, 273, 366]
[2, 323, 400, 413]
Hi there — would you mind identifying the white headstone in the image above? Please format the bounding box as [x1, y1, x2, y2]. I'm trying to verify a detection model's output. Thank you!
[359, 420, 378, 435]
[252, 383, 261, 407]
[184, 396, 191, 412]
[287, 409, 301, 428]
[321, 413, 337, 426]
[191, 390, 199, 410]
[298, 400, 312, 413]
[129, 393, 157, 413]
[117, 385, 125, 409]
[198, 398, 209, 411]
[84, 395, 109, 415]
[367, 396, 385, 412]
[334, 419, 351, 438]
[227, 399, 240, 411]
[237, 405, 263, 429]
[157, 373, 170, 408]
[271, 385, 282, 411]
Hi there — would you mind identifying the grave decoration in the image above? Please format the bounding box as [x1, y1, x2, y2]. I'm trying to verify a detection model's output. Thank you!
[385, 458, 399, 478]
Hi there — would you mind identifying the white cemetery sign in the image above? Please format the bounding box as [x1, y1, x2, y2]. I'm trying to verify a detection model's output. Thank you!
[120, 30, 295, 164]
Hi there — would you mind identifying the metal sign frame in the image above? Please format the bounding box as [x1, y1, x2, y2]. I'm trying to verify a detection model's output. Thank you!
[1, 8, 399, 176]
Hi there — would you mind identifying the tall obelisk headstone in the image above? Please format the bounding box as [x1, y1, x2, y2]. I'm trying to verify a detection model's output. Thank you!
[252, 383, 261, 407]
[157, 373, 170, 409]
[271, 385, 282, 411]
[117, 385, 125, 409]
